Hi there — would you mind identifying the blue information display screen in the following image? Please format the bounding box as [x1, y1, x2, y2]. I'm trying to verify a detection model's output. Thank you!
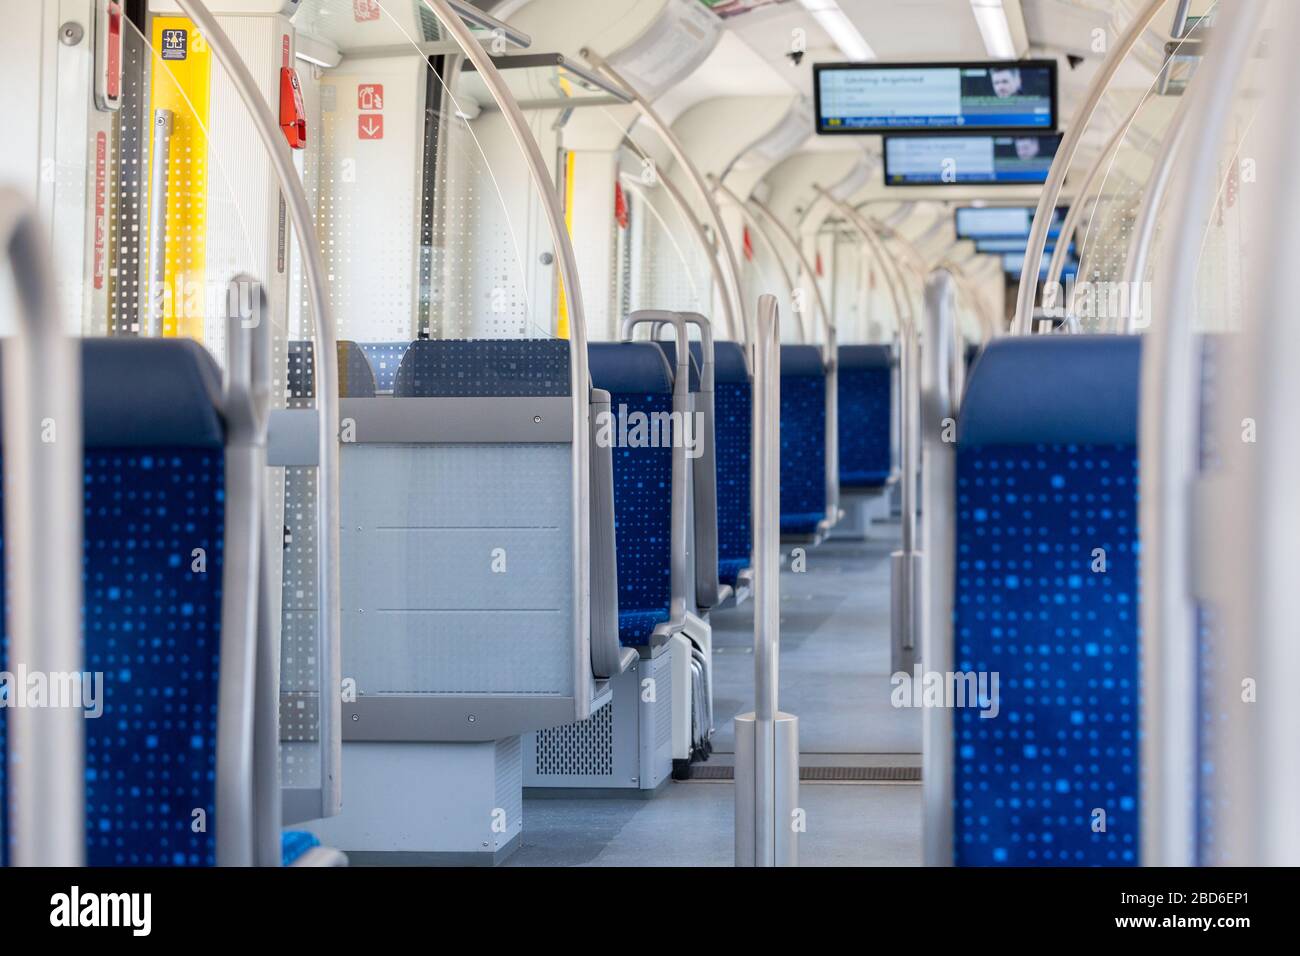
[1004, 252, 1077, 281]
[956, 206, 1066, 240]
[975, 238, 1072, 255]
[883, 134, 1061, 186]
[815, 61, 1056, 134]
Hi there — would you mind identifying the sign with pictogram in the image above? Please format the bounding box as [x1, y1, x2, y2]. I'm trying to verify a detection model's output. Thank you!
[358, 114, 384, 140]
[357, 84, 384, 112]
[354, 0, 380, 22]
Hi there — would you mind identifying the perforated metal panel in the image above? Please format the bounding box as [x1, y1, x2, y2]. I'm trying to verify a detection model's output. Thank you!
[524, 651, 673, 790]
[535, 702, 614, 777]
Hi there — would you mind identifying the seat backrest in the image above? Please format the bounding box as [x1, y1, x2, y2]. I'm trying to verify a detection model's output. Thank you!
[953, 335, 1141, 866]
[588, 342, 675, 646]
[778, 344, 827, 536]
[1, 338, 232, 866]
[709, 341, 751, 588]
[837, 344, 893, 489]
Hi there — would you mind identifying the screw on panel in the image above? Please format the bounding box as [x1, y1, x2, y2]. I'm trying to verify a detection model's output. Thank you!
[60, 22, 85, 45]
[533, 415, 543, 424]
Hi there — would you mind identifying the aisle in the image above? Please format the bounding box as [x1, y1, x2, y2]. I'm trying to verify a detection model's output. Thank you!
[510, 513, 921, 867]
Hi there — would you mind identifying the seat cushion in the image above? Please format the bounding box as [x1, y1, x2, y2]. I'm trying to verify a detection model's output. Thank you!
[718, 557, 748, 588]
[618, 609, 671, 645]
[282, 829, 321, 866]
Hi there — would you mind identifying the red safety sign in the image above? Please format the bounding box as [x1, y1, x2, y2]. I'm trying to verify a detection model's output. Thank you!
[358, 84, 384, 112]
[358, 115, 384, 140]
[354, 0, 380, 22]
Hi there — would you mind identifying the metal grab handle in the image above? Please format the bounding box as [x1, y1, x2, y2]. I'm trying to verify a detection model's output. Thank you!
[734, 293, 798, 868]
[584, 48, 749, 348]
[213, 273, 271, 867]
[220, 275, 280, 867]
[919, 268, 962, 867]
[1011, 0, 1169, 335]
[623, 310, 692, 627]
[0, 188, 84, 867]
[173, 0, 344, 816]
[146, 109, 173, 338]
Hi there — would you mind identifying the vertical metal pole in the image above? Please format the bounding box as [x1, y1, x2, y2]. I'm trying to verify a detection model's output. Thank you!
[735, 293, 798, 867]
[1011, 0, 1168, 335]
[920, 269, 959, 866]
[146, 108, 172, 337]
[0, 189, 85, 866]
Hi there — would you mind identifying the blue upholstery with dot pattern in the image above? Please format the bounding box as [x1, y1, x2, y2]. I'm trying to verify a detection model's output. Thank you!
[281, 829, 320, 866]
[779, 345, 827, 536]
[394, 339, 571, 397]
[589, 343, 675, 647]
[710, 342, 751, 587]
[953, 335, 1141, 867]
[652, 341, 701, 392]
[838, 345, 893, 489]
[357, 342, 410, 393]
[0, 339, 227, 867]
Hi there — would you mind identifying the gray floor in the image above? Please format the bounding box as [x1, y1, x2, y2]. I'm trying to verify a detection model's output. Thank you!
[510, 507, 922, 867]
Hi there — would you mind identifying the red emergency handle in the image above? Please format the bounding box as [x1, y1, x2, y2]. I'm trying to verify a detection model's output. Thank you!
[279, 66, 307, 150]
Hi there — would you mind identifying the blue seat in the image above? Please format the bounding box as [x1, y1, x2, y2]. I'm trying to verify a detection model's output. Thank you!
[779, 344, 827, 536]
[953, 335, 1141, 866]
[837, 344, 893, 489]
[588, 342, 674, 646]
[281, 829, 320, 866]
[0, 338, 227, 866]
[708, 342, 751, 587]
[394, 338, 570, 397]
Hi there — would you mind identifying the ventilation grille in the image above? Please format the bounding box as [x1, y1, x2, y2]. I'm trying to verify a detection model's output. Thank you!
[534, 702, 615, 777]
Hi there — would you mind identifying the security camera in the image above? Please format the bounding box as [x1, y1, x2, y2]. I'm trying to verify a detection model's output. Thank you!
[787, 49, 805, 67]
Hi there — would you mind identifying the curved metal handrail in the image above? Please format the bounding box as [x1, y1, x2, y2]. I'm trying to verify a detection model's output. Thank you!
[1011, 0, 1169, 335]
[0, 188, 84, 867]
[1139, 0, 1265, 867]
[175, 0, 344, 819]
[1044, 98, 1146, 323]
[416, 0, 597, 717]
[620, 170, 742, 356]
[710, 179, 805, 343]
[583, 48, 749, 347]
